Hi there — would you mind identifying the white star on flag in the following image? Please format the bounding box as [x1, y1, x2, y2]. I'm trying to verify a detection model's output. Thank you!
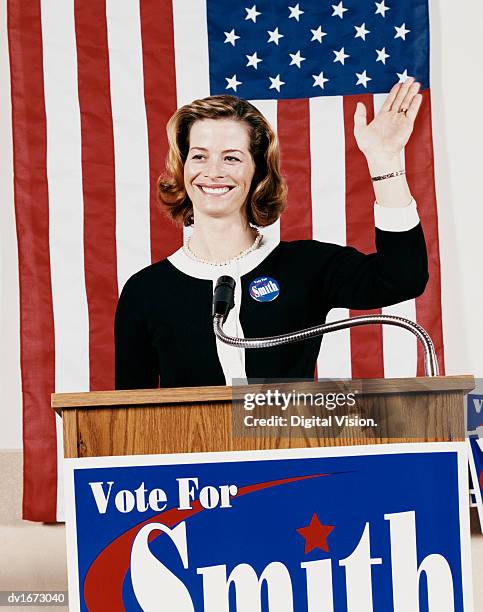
[225, 74, 242, 91]
[289, 50, 306, 68]
[375, 47, 390, 64]
[356, 70, 371, 87]
[245, 5, 261, 23]
[310, 26, 327, 43]
[269, 74, 285, 92]
[312, 71, 329, 89]
[267, 27, 284, 45]
[246, 52, 262, 69]
[331, 2, 348, 19]
[394, 23, 410, 40]
[397, 69, 410, 83]
[289, 4, 304, 21]
[224, 29, 240, 46]
[375, 0, 390, 17]
[354, 23, 370, 41]
[333, 47, 349, 65]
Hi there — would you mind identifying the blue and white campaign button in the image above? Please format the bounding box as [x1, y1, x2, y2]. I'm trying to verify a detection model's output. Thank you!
[249, 276, 280, 302]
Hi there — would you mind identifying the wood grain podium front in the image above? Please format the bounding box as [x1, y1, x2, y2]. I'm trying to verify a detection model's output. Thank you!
[52, 376, 474, 459]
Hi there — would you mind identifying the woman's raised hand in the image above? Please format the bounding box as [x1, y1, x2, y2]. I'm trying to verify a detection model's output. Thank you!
[353, 77, 423, 160]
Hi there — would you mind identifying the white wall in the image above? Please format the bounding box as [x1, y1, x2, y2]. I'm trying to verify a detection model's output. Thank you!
[430, 0, 483, 376]
[1, 1, 483, 449]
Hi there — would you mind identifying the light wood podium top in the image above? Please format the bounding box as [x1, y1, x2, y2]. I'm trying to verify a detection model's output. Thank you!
[52, 376, 475, 457]
[52, 375, 475, 413]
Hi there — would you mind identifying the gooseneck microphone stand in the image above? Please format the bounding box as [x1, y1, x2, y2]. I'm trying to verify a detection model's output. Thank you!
[212, 276, 439, 377]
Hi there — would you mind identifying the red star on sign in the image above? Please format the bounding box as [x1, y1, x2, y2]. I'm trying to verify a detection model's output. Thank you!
[297, 513, 335, 553]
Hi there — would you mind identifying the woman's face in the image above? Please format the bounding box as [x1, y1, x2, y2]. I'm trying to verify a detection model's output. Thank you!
[184, 118, 256, 222]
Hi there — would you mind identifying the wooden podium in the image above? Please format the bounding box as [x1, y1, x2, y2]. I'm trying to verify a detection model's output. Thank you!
[52, 376, 475, 458]
[54, 377, 477, 611]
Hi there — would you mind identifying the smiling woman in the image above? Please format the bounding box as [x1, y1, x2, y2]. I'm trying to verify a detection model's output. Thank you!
[158, 95, 286, 237]
[114, 90, 429, 389]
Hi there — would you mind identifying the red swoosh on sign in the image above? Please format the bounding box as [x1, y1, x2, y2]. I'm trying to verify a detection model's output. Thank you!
[83, 472, 333, 610]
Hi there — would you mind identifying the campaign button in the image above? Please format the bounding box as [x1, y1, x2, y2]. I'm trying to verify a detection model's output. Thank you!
[249, 276, 280, 302]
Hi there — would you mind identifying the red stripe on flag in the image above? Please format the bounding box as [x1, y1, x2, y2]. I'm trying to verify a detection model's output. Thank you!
[343, 95, 385, 378]
[278, 99, 313, 241]
[277, 99, 316, 376]
[8, 0, 57, 521]
[140, 0, 182, 262]
[405, 89, 445, 375]
[75, 0, 118, 391]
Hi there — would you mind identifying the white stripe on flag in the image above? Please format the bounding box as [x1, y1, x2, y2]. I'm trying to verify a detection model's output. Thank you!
[382, 298, 418, 377]
[41, 0, 89, 392]
[249, 100, 278, 134]
[41, 0, 89, 520]
[250, 100, 280, 244]
[373, 94, 418, 377]
[107, 0, 151, 291]
[172, 0, 210, 108]
[310, 96, 351, 379]
[55, 414, 65, 521]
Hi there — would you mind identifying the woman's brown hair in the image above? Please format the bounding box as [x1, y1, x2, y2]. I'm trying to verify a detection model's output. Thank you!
[158, 95, 287, 227]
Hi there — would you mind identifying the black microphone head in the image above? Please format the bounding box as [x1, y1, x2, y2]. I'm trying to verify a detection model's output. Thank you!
[213, 276, 236, 323]
[215, 276, 236, 291]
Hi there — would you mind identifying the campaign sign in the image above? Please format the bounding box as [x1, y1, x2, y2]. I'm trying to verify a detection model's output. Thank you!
[468, 436, 483, 533]
[466, 393, 483, 434]
[64, 444, 473, 612]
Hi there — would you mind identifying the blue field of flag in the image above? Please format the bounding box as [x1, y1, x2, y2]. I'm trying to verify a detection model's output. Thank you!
[206, 0, 430, 99]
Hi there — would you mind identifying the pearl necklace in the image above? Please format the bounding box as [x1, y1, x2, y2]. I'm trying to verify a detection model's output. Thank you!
[183, 229, 262, 267]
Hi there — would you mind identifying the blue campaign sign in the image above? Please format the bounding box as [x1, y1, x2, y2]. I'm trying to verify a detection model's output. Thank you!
[466, 393, 483, 433]
[468, 436, 483, 533]
[64, 444, 473, 612]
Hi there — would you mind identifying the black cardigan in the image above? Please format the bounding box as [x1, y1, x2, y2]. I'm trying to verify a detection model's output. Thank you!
[114, 223, 428, 389]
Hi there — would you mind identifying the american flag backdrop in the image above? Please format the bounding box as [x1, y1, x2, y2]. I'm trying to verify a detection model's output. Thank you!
[6, 0, 444, 522]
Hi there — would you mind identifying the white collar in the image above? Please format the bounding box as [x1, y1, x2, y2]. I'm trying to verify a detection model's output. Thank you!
[168, 232, 280, 281]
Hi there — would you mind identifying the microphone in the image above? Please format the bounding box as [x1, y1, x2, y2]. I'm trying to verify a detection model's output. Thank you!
[213, 296, 439, 377]
[212, 276, 236, 324]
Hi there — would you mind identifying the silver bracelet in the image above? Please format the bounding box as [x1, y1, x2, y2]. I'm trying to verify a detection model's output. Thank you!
[371, 169, 406, 182]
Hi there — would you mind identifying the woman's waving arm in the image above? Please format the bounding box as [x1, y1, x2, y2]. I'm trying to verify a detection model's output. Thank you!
[354, 76, 423, 209]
